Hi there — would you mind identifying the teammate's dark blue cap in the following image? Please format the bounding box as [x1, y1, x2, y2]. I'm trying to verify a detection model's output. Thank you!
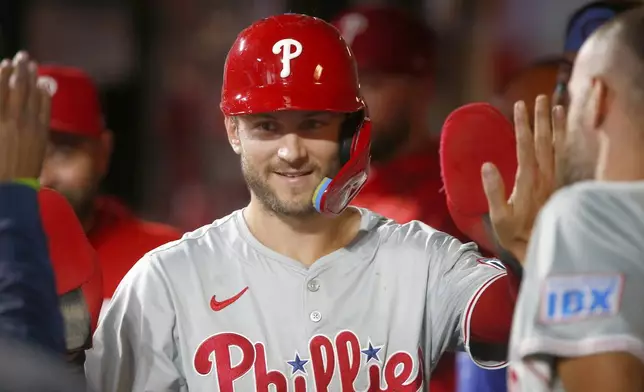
[564, 1, 639, 52]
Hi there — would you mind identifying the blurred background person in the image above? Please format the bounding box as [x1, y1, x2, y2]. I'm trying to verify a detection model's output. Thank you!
[37, 66, 180, 313]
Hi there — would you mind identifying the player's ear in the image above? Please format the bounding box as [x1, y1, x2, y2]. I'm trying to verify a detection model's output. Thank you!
[590, 77, 608, 131]
[225, 116, 242, 155]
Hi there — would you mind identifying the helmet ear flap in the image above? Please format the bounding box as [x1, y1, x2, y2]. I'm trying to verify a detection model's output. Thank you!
[339, 111, 365, 164]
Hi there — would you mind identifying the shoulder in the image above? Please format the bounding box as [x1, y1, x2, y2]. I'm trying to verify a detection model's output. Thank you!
[114, 211, 241, 292]
[357, 207, 476, 263]
[537, 182, 596, 223]
[537, 180, 644, 234]
[527, 181, 644, 278]
[360, 207, 442, 241]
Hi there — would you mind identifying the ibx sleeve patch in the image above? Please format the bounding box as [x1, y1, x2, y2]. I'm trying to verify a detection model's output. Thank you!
[539, 274, 624, 324]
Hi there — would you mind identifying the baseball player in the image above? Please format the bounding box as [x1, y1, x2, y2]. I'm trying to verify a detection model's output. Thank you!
[36, 66, 180, 309]
[508, 7, 644, 391]
[86, 14, 552, 391]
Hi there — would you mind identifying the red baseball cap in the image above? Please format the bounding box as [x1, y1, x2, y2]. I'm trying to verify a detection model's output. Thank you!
[37, 65, 104, 139]
[331, 5, 434, 76]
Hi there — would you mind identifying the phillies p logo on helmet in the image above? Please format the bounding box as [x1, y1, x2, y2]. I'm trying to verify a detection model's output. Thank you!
[272, 38, 303, 78]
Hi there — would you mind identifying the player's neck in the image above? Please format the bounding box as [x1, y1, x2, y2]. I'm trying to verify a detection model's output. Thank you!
[243, 201, 362, 267]
[596, 135, 644, 181]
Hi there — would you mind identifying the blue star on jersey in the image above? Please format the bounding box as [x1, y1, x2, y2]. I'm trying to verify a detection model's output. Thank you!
[361, 342, 381, 363]
[287, 353, 308, 374]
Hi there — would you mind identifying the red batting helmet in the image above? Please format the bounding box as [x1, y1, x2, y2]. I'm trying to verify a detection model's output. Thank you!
[221, 13, 372, 216]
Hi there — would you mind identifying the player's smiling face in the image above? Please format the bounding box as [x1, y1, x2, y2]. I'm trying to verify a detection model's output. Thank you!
[226, 110, 344, 217]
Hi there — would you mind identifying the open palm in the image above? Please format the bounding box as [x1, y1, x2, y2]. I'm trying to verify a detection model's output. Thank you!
[0, 51, 51, 182]
[481, 95, 565, 263]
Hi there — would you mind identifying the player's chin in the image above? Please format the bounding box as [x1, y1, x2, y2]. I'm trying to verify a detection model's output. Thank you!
[280, 197, 319, 217]
[272, 185, 317, 207]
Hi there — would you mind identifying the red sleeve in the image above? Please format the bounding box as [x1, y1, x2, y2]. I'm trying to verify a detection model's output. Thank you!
[470, 269, 520, 344]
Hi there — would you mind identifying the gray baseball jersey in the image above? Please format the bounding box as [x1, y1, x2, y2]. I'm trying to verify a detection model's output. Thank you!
[85, 208, 508, 391]
[508, 181, 644, 391]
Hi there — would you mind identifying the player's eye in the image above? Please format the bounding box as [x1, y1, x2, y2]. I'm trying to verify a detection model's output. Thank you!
[253, 121, 278, 132]
[300, 119, 326, 131]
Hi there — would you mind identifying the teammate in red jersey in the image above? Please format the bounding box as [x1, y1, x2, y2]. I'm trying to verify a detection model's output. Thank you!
[37, 66, 181, 307]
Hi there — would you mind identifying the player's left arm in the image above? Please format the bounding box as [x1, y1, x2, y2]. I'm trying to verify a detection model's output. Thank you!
[426, 231, 519, 369]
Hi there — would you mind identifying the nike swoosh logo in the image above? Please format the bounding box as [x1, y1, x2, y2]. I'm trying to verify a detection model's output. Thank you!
[210, 287, 249, 311]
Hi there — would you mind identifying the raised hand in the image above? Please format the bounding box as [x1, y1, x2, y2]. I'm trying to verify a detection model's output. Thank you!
[0, 51, 52, 182]
[481, 95, 565, 263]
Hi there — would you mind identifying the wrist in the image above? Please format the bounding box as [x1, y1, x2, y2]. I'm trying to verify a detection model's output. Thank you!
[11, 178, 40, 190]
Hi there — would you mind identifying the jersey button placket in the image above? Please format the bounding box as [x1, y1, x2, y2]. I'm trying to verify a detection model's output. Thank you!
[304, 275, 325, 334]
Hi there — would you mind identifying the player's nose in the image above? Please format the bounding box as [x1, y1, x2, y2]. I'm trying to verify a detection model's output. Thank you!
[276, 133, 308, 165]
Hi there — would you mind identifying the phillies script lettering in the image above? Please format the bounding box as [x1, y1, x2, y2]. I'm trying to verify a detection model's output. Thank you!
[193, 331, 424, 391]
